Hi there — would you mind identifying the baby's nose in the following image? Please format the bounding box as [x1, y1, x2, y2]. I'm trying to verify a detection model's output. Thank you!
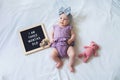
[61, 18, 64, 21]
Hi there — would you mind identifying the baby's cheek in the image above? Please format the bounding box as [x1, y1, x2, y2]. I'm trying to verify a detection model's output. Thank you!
[65, 21, 69, 25]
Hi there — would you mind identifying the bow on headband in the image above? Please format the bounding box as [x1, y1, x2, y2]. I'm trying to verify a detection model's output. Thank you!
[59, 7, 71, 16]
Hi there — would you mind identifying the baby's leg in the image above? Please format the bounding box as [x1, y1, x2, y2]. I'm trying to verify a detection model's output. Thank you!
[51, 48, 63, 68]
[67, 46, 76, 72]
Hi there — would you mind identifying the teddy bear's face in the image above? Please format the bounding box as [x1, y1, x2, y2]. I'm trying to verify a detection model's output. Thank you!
[90, 42, 98, 50]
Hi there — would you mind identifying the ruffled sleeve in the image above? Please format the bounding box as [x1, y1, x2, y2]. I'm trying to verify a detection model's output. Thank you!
[69, 25, 73, 30]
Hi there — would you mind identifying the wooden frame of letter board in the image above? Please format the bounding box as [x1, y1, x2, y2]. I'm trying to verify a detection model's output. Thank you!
[19, 24, 49, 55]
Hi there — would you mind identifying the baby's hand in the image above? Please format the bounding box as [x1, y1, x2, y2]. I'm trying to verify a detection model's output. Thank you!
[50, 39, 54, 44]
[67, 39, 73, 45]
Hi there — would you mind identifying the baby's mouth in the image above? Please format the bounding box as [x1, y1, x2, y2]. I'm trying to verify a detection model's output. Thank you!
[60, 22, 63, 24]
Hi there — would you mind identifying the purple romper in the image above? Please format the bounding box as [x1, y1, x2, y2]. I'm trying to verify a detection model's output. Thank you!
[51, 25, 74, 58]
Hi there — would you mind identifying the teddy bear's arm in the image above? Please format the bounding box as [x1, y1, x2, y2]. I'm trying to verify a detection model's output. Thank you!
[84, 46, 89, 48]
[94, 51, 98, 56]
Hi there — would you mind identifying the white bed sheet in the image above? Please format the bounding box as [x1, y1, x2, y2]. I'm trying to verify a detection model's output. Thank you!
[0, 0, 120, 80]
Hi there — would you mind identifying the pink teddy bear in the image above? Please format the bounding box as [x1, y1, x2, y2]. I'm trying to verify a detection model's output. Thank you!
[78, 41, 99, 63]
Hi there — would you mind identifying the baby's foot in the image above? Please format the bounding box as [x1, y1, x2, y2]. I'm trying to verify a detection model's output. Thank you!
[69, 65, 75, 72]
[56, 61, 63, 68]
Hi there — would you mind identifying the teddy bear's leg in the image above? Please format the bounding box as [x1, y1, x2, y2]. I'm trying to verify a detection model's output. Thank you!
[83, 53, 87, 57]
[78, 52, 86, 58]
[83, 55, 90, 63]
[94, 52, 98, 57]
[78, 53, 83, 58]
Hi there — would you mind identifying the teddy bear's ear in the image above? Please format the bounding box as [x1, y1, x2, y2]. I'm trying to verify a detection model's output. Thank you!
[91, 41, 95, 43]
[95, 44, 99, 49]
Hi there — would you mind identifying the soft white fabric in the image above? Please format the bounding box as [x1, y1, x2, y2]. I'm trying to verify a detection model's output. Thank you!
[0, 0, 120, 80]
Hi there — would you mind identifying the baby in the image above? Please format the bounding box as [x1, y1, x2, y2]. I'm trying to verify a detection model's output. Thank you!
[50, 7, 76, 72]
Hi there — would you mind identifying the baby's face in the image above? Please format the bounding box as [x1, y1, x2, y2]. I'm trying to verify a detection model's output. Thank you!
[59, 13, 70, 26]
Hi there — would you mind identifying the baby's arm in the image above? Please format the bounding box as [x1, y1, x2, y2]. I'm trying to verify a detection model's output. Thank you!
[67, 29, 75, 44]
[50, 29, 54, 44]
